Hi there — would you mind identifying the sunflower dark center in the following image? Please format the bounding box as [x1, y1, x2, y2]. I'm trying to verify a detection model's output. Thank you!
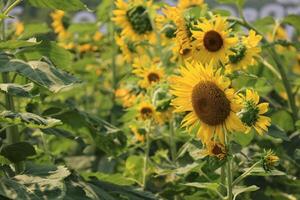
[191, 81, 231, 126]
[203, 30, 223, 52]
[240, 101, 259, 126]
[181, 48, 191, 56]
[141, 107, 153, 117]
[229, 44, 247, 64]
[212, 144, 223, 155]
[126, 6, 153, 35]
[147, 72, 160, 83]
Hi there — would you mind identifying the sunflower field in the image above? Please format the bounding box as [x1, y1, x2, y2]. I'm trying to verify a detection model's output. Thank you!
[0, 0, 299, 199]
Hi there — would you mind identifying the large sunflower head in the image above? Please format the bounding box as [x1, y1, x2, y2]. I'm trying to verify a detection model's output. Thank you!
[191, 16, 238, 65]
[113, 0, 156, 43]
[171, 61, 245, 145]
[228, 30, 262, 71]
[238, 89, 271, 135]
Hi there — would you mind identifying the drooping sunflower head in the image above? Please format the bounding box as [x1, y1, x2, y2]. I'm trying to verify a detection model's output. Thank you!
[238, 89, 271, 135]
[228, 30, 262, 71]
[177, 0, 204, 10]
[170, 61, 245, 144]
[191, 16, 238, 65]
[113, 0, 156, 43]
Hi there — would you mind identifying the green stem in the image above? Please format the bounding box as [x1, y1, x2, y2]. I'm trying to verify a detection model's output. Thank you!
[169, 118, 176, 164]
[224, 131, 233, 200]
[232, 160, 261, 186]
[228, 17, 298, 122]
[142, 120, 151, 189]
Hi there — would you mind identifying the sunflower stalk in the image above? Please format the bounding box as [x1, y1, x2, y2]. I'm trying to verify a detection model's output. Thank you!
[1, 0, 24, 174]
[224, 130, 233, 200]
[232, 160, 261, 186]
[142, 119, 152, 190]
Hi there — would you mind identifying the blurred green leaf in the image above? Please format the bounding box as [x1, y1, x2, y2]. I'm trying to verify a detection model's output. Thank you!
[19, 23, 51, 40]
[233, 185, 259, 200]
[28, 0, 86, 11]
[17, 41, 74, 69]
[96, 0, 112, 22]
[0, 59, 80, 93]
[82, 172, 135, 186]
[217, 0, 245, 8]
[0, 83, 34, 98]
[245, 167, 285, 176]
[271, 110, 294, 132]
[233, 130, 255, 146]
[0, 111, 62, 129]
[267, 124, 290, 141]
[124, 156, 144, 185]
[283, 14, 300, 32]
[0, 40, 39, 50]
[68, 23, 98, 35]
[0, 142, 36, 163]
[184, 182, 220, 193]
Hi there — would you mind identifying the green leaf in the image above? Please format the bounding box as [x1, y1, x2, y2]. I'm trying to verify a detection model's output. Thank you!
[16, 41, 74, 69]
[124, 156, 144, 185]
[0, 142, 36, 163]
[233, 185, 260, 200]
[68, 23, 98, 35]
[28, 0, 86, 11]
[267, 124, 290, 141]
[271, 110, 294, 132]
[184, 182, 220, 193]
[82, 172, 135, 186]
[0, 40, 39, 50]
[233, 130, 255, 146]
[19, 23, 51, 40]
[0, 111, 62, 129]
[0, 83, 34, 98]
[42, 128, 85, 146]
[283, 14, 300, 32]
[96, 0, 112, 22]
[245, 167, 285, 176]
[0, 59, 79, 93]
[217, 0, 245, 8]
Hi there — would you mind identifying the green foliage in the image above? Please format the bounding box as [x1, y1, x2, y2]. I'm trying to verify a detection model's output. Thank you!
[28, 0, 87, 11]
[0, 142, 36, 163]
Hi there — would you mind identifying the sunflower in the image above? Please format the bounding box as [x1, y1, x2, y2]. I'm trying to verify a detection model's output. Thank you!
[228, 30, 262, 71]
[50, 10, 70, 40]
[171, 61, 245, 145]
[177, 0, 204, 10]
[203, 141, 227, 160]
[14, 21, 24, 36]
[293, 54, 300, 74]
[115, 88, 137, 108]
[129, 125, 145, 142]
[191, 16, 238, 65]
[116, 35, 143, 63]
[137, 101, 161, 123]
[238, 89, 271, 135]
[133, 64, 164, 88]
[113, 0, 156, 43]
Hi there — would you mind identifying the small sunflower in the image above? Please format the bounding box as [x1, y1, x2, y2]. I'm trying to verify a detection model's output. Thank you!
[50, 10, 70, 40]
[177, 0, 204, 10]
[129, 125, 145, 142]
[115, 88, 137, 108]
[228, 30, 262, 70]
[239, 89, 271, 135]
[113, 0, 156, 43]
[191, 16, 238, 65]
[137, 101, 161, 123]
[14, 21, 24, 36]
[203, 141, 227, 160]
[116, 35, 143, 63]
[170, 61, 245, 145]
[133, 64, 164, 88]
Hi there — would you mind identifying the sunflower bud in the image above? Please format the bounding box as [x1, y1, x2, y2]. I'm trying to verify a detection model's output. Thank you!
[262, 150, 279, 172]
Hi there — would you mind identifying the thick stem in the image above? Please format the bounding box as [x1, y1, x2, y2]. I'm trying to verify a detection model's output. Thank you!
[142, 121, 151, 189]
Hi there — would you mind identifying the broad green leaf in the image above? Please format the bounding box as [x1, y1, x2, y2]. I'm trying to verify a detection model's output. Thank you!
[184, 182, 220, 192]
[0, 83, 34, 98]
[19, 23, 51, 40]
[283, 14, 300, 32]
[124, 156, 144, 185]
[0, 59, 79, 93]
[42, 128, 85, 146]
[233, 130, 255, 146]
[81, 172, 135, 186]
[0, 142, 36, 163]
[267, 124, 290, 141]
[16, 41, 74, 69]
[271, 110, 294, 132]
[233, 185, 259, 200]
[28, 0, 86, 11]
[96, 0, 112, 22]
[0, 40, 39, 50]
[0, 111, 62, 129]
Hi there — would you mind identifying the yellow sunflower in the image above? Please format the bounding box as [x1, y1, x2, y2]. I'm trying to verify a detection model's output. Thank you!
[129, 125, 145, 142]
[228, 30, 262, 71]
[133, 64, 164, 88]
[177, 0, 204, 10]
[50, 10, 70, 40]
[137, 101, 162, 123]
[238, 89, 271, 135]
[115, 88, 137, 108]
[203, 140, 227, 160]
[170, 61, 245, 145]
[113, 0, 156, 43]
[115, 35, 143, 63]
[293, 54, 300, 74]
[191, 16, 238, 65]
[14, 21, 24, 36]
